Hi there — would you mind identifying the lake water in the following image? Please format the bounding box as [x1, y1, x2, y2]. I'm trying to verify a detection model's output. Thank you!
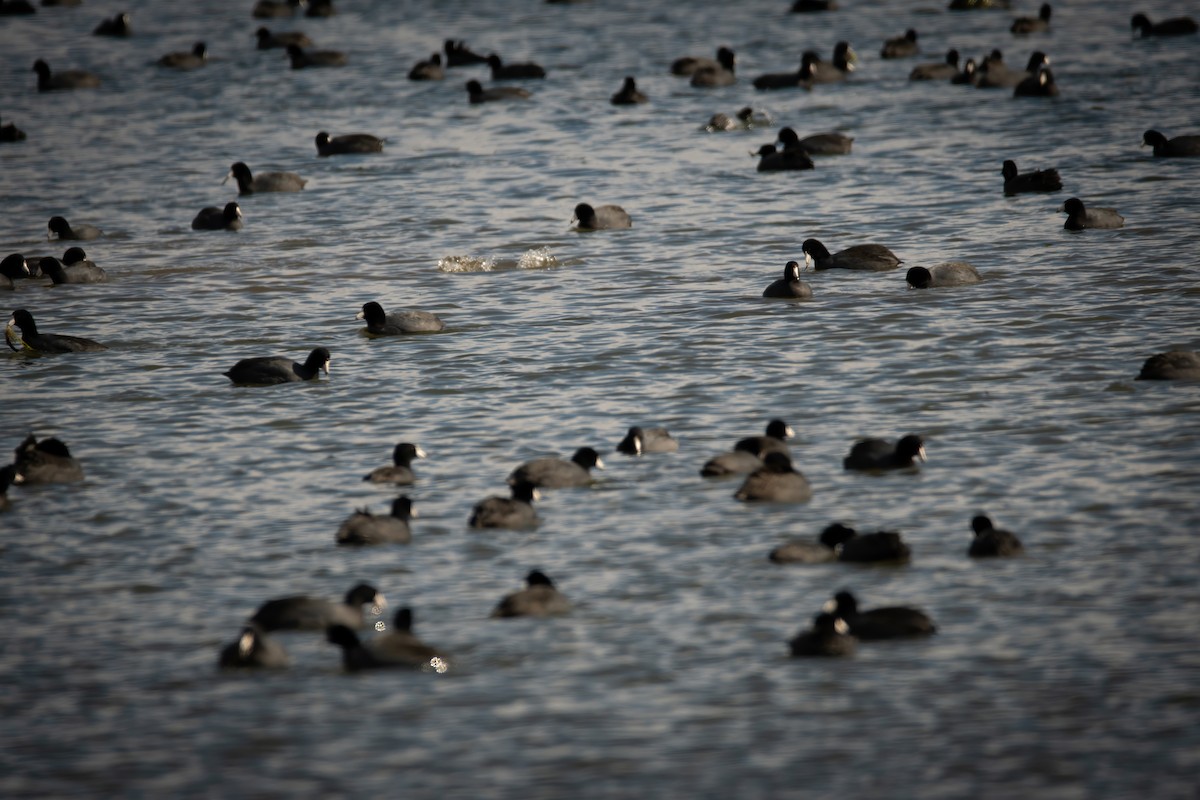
[2, 0, 1199, 796]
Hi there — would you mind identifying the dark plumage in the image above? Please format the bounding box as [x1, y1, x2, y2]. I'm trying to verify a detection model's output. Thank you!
[443, 39, 488, 67]
[788, 613, 855, 657]
[222, 347, 330, 385]
[285, 43, 346, 68]
[1131, 13, 1197, 36]
[752, 52, 818, 90]
[909, 49, 960, 80]
[616, 426, 678, 455]
[1060, 197, 1123, 230]
[969, 514, 1025, 557]
[948, 0, 1011, 8]
[1136, 351, 1200, 380]
[10, 433, 84, 484]
[819, 523, 912, 564]
[0, 254, 30, 281]
[1014, 65, 1058, 97]
[763, 260, 813, 299]
[336, 497, 415, 546]
[951, 58, 978, 84]
[39, 255, 107, 284]
[1001, 159, 1062, 194]
[823, 591, 936, 640]
[47, 216, 102, 241]
[671, 47, 734, 76]
[780, 127, 852, 155]
[315, 131, 384, 156]
[843, 434, 926, 471]
[734, 452, 812, 503]
[977, 50, 1048, 89]
[364, 608, 446, 669]
[1142, 129, 1200, 157]
[0, 465, 21, 511]
[0, 0, 36, 14]
[92, 12, 130, 36]
[906, 262, 981, 289]
[790, 0, 838, 11]
[191, 202, 243, 231]
[362, 442, 425, 485]
[158, 42, 207, 70]
[802, 238, 900, 271]
[218, 626, 289, 669]
[251, 583, 386, 632]
[810, 42, 856, 82]
[572, 203, 631, 230]
[225, 162, 306, 195]
[486, 54, 545, 80]
[701, 419, 794, 477]
[689, 47, 736, 87]
[304, 0, 334, 16]
[1011, 3, 1051, 33]
[507, 447, 604, 488]
[356, 301, 445, 335]
[706, 107, 757, 130]
[1, 116, 26, 142]
[768, 534, 836, 564]
[491, 570, 572, 618]
[465, 79, 530, 103]
[408, 53, 444, 81]
[6, 309, 106, 354]
[255, 27, 313, 49]
[611, 76, 648, 105]
[253, 0, 303, 19]
[469, 481, 540, 529]
[752, 144, 814, 172]
[881, 29, 919, 59]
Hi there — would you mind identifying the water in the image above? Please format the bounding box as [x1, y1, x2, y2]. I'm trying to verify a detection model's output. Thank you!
[2, 0, 1199, 796]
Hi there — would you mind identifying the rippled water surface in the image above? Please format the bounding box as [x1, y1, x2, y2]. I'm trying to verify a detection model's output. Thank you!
[2, 0, 1199, 797]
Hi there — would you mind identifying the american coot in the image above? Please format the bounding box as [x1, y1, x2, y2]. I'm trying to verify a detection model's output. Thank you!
[701, 419, 794, 477]
[977, 50, 1048, 89]
[11, 433, 84, 484]
[223, 347, 330, 385]
[763, 261, 813, 299]
[253, 0, 303, 19]
[315, 131, 384, 156]
[356, 301, 445, 335]
[1, 115, 26, 142]
[690, 47, 736, 87]
[486, 54, 545, 80]
[0, 0, 36, 15]
[92, 12, 131, 36]
[6, 309, 106, 354]
[790, 0, 838, 12]
[47, 216, 102, 240]
[1001, 159, 1062, 194]
[810, 42, 856, 83]
[285, 43, 346, 68]
[0, 254, 30, 281]
[905, 262, 982, 289]
[843, 434, 925, 471]
[881, 29, 919, 59]
[788, 613, 855, 657]
[191, 202, 243, 231]
[611, 76, 648, 105]
[1060, 197, 1123, 230]
[671, 46, 734, 76]
[768, 535, 836, 564]
[469, 481, 540, 529]
[158, 42, 207, 70]
[951, 58, 978, 84]
[616, 426, 679, 455]
[780, 127, 853, 156]
[1136, 350, 1200, 380]
[968, 514, 1025, 556]
[336, 497, 415, 546]
[1142, 130, 1200, 157]
[823, 590, 936, 640]
[491, 570, 572, 618]
[572, 203, 632, 230]
[1, 465, 23, 512]
[218, 626, 289, 669]
[225, 162, 307, 194]
[752, 144, 814, 172]
[752, 52, 818, 90]
[465, 79, 531, 103]
[1014, 65, 1058, 97]
[819, 523, 912, 563]
[408, 53, 444, 81]
[251, 582, 386, 631]
[1012, 3, 1051, 33]
[39, 254, 108, 284]
[444, 39, 488, 67]
[1131, 13, 1198, 36]
[254, 27, 313, 49]
[305, 0, 334, 17]
[507, 447, 604, 488]
[734, 452, 812, 503]
[362, 608, 446, 669]
[802, 238, 901, 271]
[909, 49, 960, 80]
[362, 442, 426, 485]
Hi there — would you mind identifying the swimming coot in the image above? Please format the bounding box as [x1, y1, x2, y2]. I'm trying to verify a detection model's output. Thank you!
[823, 590, 936, 640]
[1001, 159, 1062, 194]
[616, 426, 679, 455]
[763, 260, 813, 299]
[6, 309, 106, 354]
[10, 433, 85, 483]
[968, 514, 1025, 556]
[250, 582, 386, 631]
[469, 481, 540, 529]
[507, 447, 603, 488]
[788, 613, 855, 657]
[734, 451, 812, 503]
[1060, 197, 1123, 230]
[905, 262, 981, 289]
[225, 161, 306, 194]
[191, 202, 243, 231]
[336, 496, 415, 545]
[362, 442, 426, 485]
[356, 301, 445, 335]
[315, 131, 384, 156]
[491, 570, 572, 618]
[802, 238, 900, 271]
[223, 347, 329, 385]
[843, 434, 925, 471]
[572, 202, 632, 230]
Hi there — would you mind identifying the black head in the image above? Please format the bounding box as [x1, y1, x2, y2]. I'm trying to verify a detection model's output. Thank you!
[192, 42, 207, 58]
[62, 247, 87, 264]
[255, 26, 272, 42]
[9, 308, 37, 333]
[752, 144, 778, 158]
[39, 257, 65, 278]
[389, 496, 414, 520]
[1039, 3, 1051, 21]
[736, 107, 753, 122]
[222, 202, 242, 222]
[783, 261, 802, 281]
[904, 29, 918, 42]
[812, 612, 848, 635]
[0, 465, 20, 493]
[286, 43, 304, 57]
[345, 582, 382, 607]
[622, 76, 637, 90]
[1142, 130, 1166, 147]
[392, 607, 414, 632]
[986, 49, 1004, 65]
[230, 162, 253, 182]
[35, 436, 73, 458]
[315, 131, 331, 147]
[896, 434, 926, 462]
[832, 41, 855, 65]
[573, 203, 596, 225]
[944, 49, 959, 66]
[906, 266, 933, 289]
[761, 451, 795, 473]
[526, 569, 554, 588]
[617, 426, 645, 454]
[1025, 51, 1049, 72]
[486, 54, 503, 68]
[1130, 13, 1151, 34]
[304, 347, 331, 372]
[392, 442, 425, 466]
[765, 419, 793, 440]
[819, 523, 857, 548]
[1061, 197, 1085, 215]
[429, 53, 442, 65]
[827, 590, 858, 616]
[511, 481, 538, 503]
[716, 46, 736, 71]
[801, 238, 830, 260]
[1001, 159, 1018, 180]
[359, 301, 386, 325]
[971, 515, 995, 534]
[570, 446, 603, 470]
[32, 59, 50, 77]
[777, 127, 799, 148]
[326, 623, 360, 649]
[465, 79, 483, 95]
[0, 254, 29, 279]
[47, 216, 72, 236]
